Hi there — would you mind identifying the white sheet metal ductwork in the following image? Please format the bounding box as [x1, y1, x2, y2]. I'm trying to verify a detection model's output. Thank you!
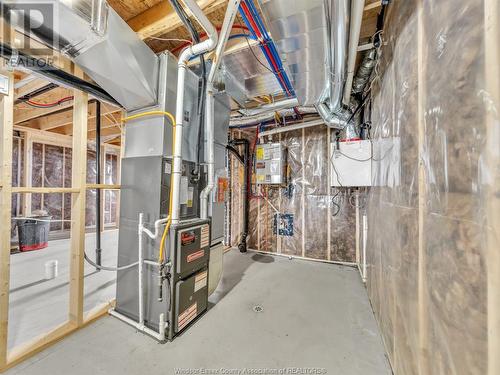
[261, 0, 366, 130]
[1, 0, 159, 111]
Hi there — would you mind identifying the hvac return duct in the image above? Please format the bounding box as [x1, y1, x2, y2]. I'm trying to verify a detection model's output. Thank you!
[1, 0, 159, 111]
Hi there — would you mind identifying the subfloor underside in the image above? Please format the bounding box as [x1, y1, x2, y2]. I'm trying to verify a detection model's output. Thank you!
[6, 249, 391, 375]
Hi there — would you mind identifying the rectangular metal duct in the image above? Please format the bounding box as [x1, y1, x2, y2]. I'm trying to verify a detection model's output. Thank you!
[2, 0, 159, 111]
[260, 0, 329, 107]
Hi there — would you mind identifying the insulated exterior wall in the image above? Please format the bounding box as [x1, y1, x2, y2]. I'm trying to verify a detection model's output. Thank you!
[366, 0, 497, 374]
[230, 127, 357, 263]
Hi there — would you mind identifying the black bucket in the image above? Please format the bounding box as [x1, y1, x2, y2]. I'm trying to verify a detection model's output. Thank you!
[15, 216, 51, 252]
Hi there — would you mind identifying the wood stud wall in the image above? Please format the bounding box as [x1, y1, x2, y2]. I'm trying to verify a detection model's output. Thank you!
[0, 67, 120, 371]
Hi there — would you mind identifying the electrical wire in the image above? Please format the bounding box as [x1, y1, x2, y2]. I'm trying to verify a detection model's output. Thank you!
[21, 96, 74, 108]
[238, 18, 274, 75]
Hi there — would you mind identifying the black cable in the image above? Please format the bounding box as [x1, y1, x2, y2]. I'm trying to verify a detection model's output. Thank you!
[238, 18, 274, 75]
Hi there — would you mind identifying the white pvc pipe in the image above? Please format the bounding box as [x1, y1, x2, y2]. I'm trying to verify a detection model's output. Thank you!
[230, 106, 317, 127]
[342, 0, 365, 106]
[109, 309, 167, 341]
[362, 213, 368, 282]
[257, 119, 325, 138]
[233, 98, 300, 117]
[172, 0, 218, 224]
[138, 213, 145, 324]
[200, 0, 241, 219]
[141, 217, 169, 240]
[109, 213, 167, 341]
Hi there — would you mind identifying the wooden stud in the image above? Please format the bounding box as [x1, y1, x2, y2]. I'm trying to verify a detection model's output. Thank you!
[68, 67, 88, 327]
[0, 68, 14, 371]
[11, 187, 79, 194]
[85, 184, 121, 190]
[22, 130, 32, 216]
[5, 299, 115, 372]
[485, 1, 500, 374]
[364, 0, 381, 12]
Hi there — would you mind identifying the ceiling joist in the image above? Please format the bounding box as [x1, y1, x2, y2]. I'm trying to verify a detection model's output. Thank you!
[128, 0, 226, 39]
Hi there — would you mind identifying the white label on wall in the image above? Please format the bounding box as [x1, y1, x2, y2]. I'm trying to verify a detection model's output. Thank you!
[0, 74, 9, 95]
[180, 177, 188, 204]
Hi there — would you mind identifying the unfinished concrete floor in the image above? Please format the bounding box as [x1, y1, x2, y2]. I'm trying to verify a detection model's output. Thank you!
[6, 249, 391, 375]
[8, 230, 118, 350]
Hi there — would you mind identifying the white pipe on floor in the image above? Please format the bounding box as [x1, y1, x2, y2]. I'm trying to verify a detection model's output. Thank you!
[109, 310, 167, 341]
[200, 0, 241, 219]
[172, 0, 218, 224]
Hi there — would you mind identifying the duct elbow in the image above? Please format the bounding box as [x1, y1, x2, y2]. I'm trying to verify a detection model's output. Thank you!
[316, 100, 350, 129]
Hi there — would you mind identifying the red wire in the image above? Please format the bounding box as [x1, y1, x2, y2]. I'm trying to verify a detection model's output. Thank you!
[171, 24, 249, 54]
[27, 96, 74, 107]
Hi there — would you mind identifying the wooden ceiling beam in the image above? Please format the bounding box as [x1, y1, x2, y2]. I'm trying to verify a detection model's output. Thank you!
[364, 1, 382, 12]
[128, 0, 226, 39]
[37, 104, 120, 131]
[14, 77, 50, 100]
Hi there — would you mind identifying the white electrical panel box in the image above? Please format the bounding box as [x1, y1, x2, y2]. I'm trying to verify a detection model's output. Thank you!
[255, 142, 287, 185]
[331, 140, 372, 187]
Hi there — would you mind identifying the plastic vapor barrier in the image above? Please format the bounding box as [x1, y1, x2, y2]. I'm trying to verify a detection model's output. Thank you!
[230, 126, 358, 263]
[366, 0, 499, 374]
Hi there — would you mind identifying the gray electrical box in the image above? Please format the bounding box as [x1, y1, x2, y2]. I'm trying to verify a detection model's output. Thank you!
[255, 143, 287, 185]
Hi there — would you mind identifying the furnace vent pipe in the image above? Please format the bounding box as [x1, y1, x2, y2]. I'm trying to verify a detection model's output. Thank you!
[171, 0, 218, 224]
[200, 0, 241, 220]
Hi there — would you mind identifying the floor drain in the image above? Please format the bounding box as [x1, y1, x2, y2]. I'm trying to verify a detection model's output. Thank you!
[253, 305, 264, 313]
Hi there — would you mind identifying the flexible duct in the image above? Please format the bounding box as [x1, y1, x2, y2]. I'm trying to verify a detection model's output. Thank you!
[315, 0, 351, 129]
[352, 48, 377, 94]
[171, 0, 218, 224]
